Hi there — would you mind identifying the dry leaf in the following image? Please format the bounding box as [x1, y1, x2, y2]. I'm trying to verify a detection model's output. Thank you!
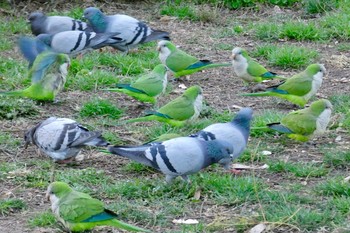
[172, 219, 199, 224]
[249, 223, 266, 233]
[261, 150, 272, 156]
[193, 188, 201, 200]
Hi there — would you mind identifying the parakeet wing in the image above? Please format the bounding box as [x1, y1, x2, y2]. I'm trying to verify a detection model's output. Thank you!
[247, 60, 268, 77]
[166, 50, 199, 72]
[30, 52, 60, 84]
[282, 111, 317, 135]
[158, 96, 195, 120]
[131, 72, 164, 96]
[277, 73, 312, 96]
[59, 191, 107, 223]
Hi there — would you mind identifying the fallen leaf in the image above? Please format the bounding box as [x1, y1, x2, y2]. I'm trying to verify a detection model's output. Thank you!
[344, 176, 350, 182]
[172, 219, 199, 224]
[261, 150, 272, 156]
[249, 223, 266, 233]
[193, 188, 201, 201]
[178, 84, 187, 89]
[231, 163, 269, 170]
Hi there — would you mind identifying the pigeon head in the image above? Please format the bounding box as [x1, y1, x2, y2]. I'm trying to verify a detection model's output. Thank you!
[28, 11, 46, 23]
[83, 7, 106, 32]
[206, 139, 233, 168]
[231, 107, 253, 136]
[24, 126, 37, 148]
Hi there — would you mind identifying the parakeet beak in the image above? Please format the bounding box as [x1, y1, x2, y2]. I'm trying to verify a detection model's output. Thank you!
[45, 192, 50, 202]
[156, 46, 161, 52]
[230, 54, 236, 60]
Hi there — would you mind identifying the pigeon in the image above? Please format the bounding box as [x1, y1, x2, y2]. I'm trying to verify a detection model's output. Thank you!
[107, 137, 233, 183]
[28, 11, 88, 36]
[83, 7, 170, 53]
[46, 182, 150, 232]
[191, 108, 253, 163]
[24, 117, 109, 163]
[36, 31, 120, 56]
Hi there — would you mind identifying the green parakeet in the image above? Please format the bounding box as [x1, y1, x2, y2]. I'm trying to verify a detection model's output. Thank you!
[0, 51, 70, 101]
[255, 99, 332, 142]
[125, 85, 203, 127]
[157, 40, 231, 78]
[105, 64, 168, 104]
[231, 47, 284, 83]
[240, 64, 326, 107]
[46, 182, 150, 232]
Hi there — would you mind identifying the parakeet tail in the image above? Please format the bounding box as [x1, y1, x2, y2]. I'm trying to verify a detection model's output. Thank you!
[239, 91, 272, 97]
[267, 123, 294, 134]
[0, 90, 25, 97]
[109, 219, 151, 232]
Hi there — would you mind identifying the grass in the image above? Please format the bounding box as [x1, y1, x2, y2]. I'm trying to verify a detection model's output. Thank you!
[252, 44, 319, 69]
[0, 2, 350, 233]
[0, 199, 27, 215]
[79, 98, 124, 119]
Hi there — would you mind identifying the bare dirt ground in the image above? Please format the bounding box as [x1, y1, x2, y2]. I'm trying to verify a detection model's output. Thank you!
[1, 1, 350, 233]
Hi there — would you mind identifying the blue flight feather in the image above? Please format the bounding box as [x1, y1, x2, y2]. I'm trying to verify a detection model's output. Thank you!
[144, 110, 172, 119]
[267, 123, 294, 133]
[261, 71, 277, 79]
[116, 84, 147, 94]
[81, 209, 116, 223]
[18, 36, 49, 68]
[186, 60, 212, 70]
[31, 52, 59, 83]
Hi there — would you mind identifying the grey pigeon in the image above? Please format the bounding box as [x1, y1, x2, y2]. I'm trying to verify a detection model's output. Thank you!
[83, 7, 170, 53]
[24, 117, 109, 163]
[28, 11, 89, 36]
[108, 137, 233, 183]
[191, 108, 253, 162]
[36, 31, 120, 56]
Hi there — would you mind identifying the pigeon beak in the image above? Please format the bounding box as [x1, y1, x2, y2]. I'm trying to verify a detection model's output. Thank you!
[24, 141, 30, 149]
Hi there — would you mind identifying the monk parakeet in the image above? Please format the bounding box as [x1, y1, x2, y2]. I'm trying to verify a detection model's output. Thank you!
[157, 40, 231, 78]
[266, 99, 333, 142]
[46, 182, 150, 232]
[124, 85, 203, 127]
[231, 47, 284, 83]
[0, 51, 70, 101]
[241, 64, 326, 107]
[105, 64, 168, 104]
[83, 7, 170, 53]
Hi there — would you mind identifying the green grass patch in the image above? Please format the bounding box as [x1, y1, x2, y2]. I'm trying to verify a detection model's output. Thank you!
[329, 95, 350, 130]
[303, 0, 339, 14]
[0, 97, 39, 120]
[280, 21, 324, 41]
[0, 131, 21, 151]
[315, 177, 350, 197]
[268, 160, 329, 177]
[28, 211, 56, 228]
[79, 98, 123, 119]
[253, 44, 319, 69]
[0, 199, 27, 215]
[323, 150, 350, 168]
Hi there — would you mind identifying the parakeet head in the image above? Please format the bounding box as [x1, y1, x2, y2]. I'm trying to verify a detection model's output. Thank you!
[157, 40, 176, 54]
[231, 47, 249, 61]
[305, 64, 326, 77]
[28, 11, 46, 23]
[153, 64, 168, 74]
[309, 99, 333, 115]
[46, 182, 72, 201]
[183, 85, 202, 100]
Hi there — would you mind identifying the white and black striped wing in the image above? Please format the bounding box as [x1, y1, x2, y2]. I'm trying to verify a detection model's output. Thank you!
[46, 16, 87, 34]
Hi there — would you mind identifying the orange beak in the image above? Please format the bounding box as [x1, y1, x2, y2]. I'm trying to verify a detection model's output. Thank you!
[230, 54, 235, 60]
[156, 46, 161, 52]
